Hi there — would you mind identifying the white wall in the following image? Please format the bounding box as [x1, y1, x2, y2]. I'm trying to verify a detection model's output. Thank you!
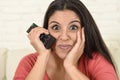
[0, 0, 53, 49]
[0, 0, 120, 76]
[0, 0, 120, 49]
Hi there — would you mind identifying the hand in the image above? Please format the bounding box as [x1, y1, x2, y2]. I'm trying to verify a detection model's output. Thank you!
[64, 28, 85, 67]
[28, 27, 51, 55]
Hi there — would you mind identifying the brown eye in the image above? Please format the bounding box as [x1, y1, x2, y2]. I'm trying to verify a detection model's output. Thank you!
[69, 25, 78, 30]
[52, 25, 60, 30]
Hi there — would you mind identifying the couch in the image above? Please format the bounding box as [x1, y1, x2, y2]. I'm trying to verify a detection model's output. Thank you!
[0, 47, 120, 80]
[0, 48, 35, 80]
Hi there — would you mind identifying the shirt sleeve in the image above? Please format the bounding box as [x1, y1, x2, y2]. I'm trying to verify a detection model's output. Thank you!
[88, 53, 118, 80]
[13, 53, 49, 80]
[13, 53, 37, 80]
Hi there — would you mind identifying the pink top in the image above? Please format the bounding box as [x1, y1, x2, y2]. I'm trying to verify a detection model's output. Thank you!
[13, 52, 118, 80]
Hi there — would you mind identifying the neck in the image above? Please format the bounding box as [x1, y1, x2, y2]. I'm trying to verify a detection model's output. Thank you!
[46, 52, 65, 78]
[53, 52, 65, 69]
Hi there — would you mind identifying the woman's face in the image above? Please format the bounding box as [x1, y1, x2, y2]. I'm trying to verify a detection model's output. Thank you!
[48, 10, 82, 59]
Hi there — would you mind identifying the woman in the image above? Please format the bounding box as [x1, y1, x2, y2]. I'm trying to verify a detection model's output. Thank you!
[14, 0, 118, 80]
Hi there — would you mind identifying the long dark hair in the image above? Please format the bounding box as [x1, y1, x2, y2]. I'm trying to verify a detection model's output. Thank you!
[43, 0, 118, 76]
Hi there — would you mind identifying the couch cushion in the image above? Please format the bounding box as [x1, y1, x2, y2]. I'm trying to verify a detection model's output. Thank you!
[0, 48, 8, 80]
[6, 48, 35, 80]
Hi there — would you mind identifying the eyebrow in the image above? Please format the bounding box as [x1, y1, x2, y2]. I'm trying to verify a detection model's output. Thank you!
[49, 21, 60, 25]
[49, 20, 81, 25]
[69, 20, 81, 24]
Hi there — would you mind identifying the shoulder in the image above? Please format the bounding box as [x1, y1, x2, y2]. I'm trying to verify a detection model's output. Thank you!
[88, 52, 113, 69]
[15, 52, 39, 70]
[14, 52, 39, 79]
[88, 52, 117, 79]
[89, 52, 108, 66]
[22, 52, 39, 61]
[19, 52, 39, 66]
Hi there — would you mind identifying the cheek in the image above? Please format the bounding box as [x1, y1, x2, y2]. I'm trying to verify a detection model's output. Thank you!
[70, 33, 77, 43]
[49, 30, 60, 39]
[50, 32, 60, 39]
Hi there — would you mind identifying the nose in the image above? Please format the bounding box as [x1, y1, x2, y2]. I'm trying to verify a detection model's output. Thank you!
[59, 31, 69, 41]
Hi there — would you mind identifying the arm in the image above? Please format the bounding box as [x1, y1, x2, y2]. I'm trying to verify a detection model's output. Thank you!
[63, 28, 118, 80]
[25, 53, 50, 80]
[13, 53, 50, 80]
[26, 27, 51, 80]
[64, 64, 89, 80]
[89, 53, 118, 80]
[64, 28, 89, 80]
[12, 27, 52, 80]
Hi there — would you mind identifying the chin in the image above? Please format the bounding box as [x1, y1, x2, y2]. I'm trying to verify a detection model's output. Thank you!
[53, 45, 71, 59]
[55, 49, 69, 59]
[58, 53, 67, 59]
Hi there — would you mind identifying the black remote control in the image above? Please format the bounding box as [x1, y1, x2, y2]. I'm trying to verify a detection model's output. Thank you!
[27, 23, 56, 49]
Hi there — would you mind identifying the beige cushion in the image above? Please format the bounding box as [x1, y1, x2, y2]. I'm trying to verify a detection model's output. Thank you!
[0, 48, 8, 80]
[6, 48, 35, 80]
[106, 42, 120, 78]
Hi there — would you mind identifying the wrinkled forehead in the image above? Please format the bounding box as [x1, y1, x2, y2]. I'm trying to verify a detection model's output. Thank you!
[48, 10, 80, 23]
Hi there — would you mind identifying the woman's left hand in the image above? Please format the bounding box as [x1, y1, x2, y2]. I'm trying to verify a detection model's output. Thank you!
[64, 28, 85, 67]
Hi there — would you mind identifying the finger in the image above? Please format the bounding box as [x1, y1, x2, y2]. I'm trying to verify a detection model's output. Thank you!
[77, 30, 81, 46]
[73, 31, 81, 50]
[28, 27, 49, 39]
[69, 31, 81, 55]
[65, 31, 83, 64]
[78, 28, 85, 54]
[31, 27, 49, 35]
[81, 27, 85, 43]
